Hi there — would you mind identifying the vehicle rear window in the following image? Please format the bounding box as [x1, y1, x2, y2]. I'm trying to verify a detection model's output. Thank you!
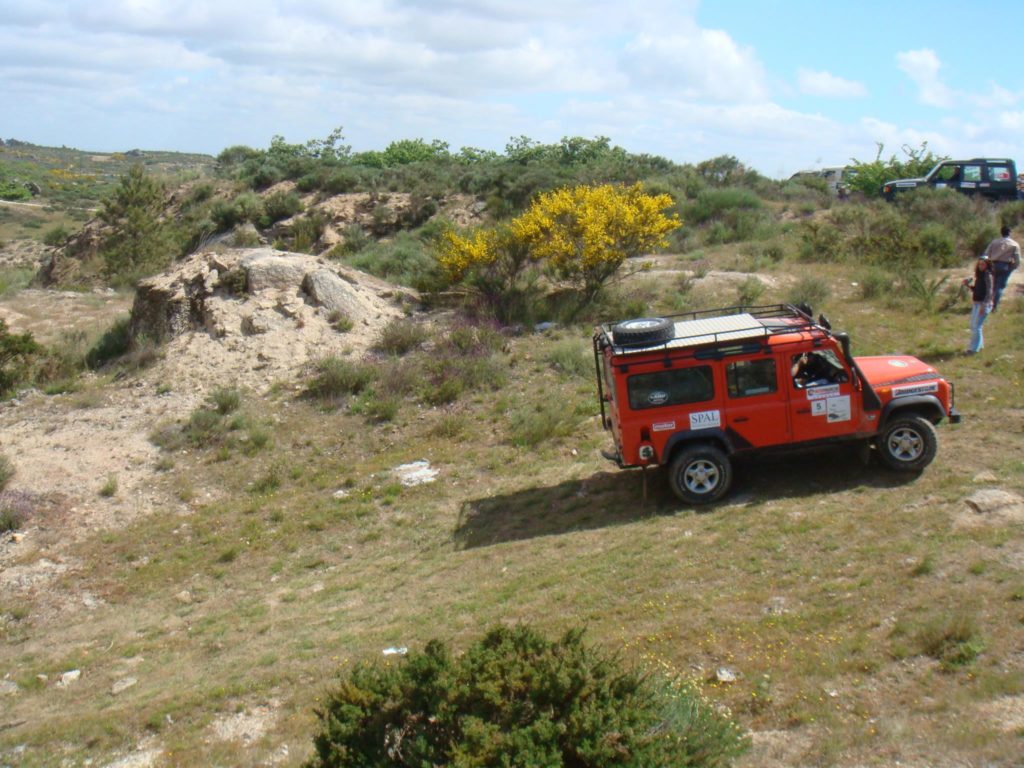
[726, 358, 777, 398]
[990, 165, 1012, 182]
[627, 366, 713, 410]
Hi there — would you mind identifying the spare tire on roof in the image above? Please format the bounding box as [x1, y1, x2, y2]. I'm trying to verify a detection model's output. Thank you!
[611, 317, 674, 345]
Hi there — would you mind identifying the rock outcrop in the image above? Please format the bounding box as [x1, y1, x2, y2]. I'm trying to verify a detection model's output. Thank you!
[129, 247, 415, 346]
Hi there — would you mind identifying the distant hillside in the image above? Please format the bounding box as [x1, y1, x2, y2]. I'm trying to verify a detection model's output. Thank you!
[0, 139, 215, 208]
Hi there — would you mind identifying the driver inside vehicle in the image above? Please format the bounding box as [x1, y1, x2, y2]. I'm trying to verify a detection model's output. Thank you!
[791, 351, 842, 388]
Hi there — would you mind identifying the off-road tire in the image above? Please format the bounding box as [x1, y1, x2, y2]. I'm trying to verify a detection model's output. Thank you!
[877, 414, 937, 472]
[668, 445, 732, 504]
[611, 317, 673, 345]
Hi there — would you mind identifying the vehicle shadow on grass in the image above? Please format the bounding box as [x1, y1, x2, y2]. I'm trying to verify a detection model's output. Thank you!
[453, 445, 920, 549]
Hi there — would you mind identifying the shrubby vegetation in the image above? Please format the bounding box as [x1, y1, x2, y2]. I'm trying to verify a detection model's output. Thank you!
[0, 318, 40, 396]
[846, 142, 944, 198]
[308, 624, 748, 768]
[304, 320, 508, 419]
[98, 164, 177, 286]
[437, 183, 679, 320]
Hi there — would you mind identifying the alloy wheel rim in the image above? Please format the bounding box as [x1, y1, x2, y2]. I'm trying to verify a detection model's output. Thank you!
[684, 460, 719, 494]
[887, 428, 923, 461]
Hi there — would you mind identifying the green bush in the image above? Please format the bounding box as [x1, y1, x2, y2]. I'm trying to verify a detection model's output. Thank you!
[0, 454, 13, 491]
[508, 399, 581, 446]
[857, 268, 894, 300]
[219, 267, 248, 296]
[305, 357, 376, 402]
[0, 268, 33, 298]
[847, 142, 943, 198]
[788, 276, 831, 309]
[327, 310, 354, 332]
[916, 222, 958, 268]
[417, 352, 507, 406]
[0, 319, 40, 396]
[98, 164, 176, 285]
[797, 220, 843, 262]
[685, 187, 762, 225]
[308, 624, 748, 768]
[209, 387, 242, 415]
[350, 390, 401, 422]
[99, 475, 118, 497]
[346, 231, 440, 290]
[186, 407, 226, 447]
[261, 190, 303, 225]
[328, 224, 371, 258]
[914, 611, 985, 671]
[86, 316, 132, 369]
[373, 319, 428, 355]
[291, 211, 328, 253]
[42, 223, 71, 246]
[736, 276, 765, 306]
[546, 338, 593, 378]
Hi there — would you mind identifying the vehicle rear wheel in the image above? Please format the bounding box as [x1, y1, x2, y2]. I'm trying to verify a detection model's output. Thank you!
[877, 415, 937, 472]
[668, 445, 732, 504]
[611, 317, 673, 345]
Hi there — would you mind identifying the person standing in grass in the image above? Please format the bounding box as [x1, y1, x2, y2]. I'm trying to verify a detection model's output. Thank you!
[983, 225, 1020, 310]
[963, 256, 995, 355]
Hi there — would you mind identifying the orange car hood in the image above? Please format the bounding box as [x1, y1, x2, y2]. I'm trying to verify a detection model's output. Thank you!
[854, 355, 940, 387]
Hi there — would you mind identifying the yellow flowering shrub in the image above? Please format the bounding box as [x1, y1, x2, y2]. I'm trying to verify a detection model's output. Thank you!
[512, 183, 679, 297]
[434, 183, 679, 318]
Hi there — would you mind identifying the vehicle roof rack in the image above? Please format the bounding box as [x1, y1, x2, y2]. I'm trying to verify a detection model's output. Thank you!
[598, 304, 827, 355]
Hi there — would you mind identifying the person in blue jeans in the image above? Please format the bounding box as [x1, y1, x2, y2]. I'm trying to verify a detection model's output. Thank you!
[963, 256, 995, 355]
[983, 225, 1020, 310]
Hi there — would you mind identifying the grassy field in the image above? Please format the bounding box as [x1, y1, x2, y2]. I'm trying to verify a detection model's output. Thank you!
[1, 241, 1023, 766]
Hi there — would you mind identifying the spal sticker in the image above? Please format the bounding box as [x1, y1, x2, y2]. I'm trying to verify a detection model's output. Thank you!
[689, 410, 721, 430]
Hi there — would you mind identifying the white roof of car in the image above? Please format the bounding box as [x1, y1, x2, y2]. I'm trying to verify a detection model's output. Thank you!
[615, 313, 773, 354]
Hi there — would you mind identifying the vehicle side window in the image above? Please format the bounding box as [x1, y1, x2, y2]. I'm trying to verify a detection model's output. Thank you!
[791, 349, 849, 388]
[627, 366, 713, 410]
[963, 165, 982, 182]
[989, 165, 1012, 182]
[726, 359, 777, 398]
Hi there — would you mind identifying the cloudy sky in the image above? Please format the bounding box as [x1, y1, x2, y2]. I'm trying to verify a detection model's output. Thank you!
[2, 0, 1022, 178]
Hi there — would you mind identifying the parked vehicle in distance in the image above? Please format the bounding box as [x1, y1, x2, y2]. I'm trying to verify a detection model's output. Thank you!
[592, 304, 961, 504]
[881, 158, 1017, 202]
[790, 166, 855, 197]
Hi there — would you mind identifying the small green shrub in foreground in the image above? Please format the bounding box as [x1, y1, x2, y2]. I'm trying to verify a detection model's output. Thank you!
[209, 387, 242, 415]
[788, 275, 831, 309]
[307, 624, 749, 768]
[915, 611, 985, 671]
[0, 454, 13, 491]
[85, 316, 132, 369]
[373, 318, 429, 355]
[304, 357, 376, 402]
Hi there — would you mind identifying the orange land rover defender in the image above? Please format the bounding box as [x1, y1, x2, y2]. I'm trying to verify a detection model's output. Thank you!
[593, 304, 961, 504]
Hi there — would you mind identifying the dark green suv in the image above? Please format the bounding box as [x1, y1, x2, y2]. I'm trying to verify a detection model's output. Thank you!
[882, 158, 1017, 202]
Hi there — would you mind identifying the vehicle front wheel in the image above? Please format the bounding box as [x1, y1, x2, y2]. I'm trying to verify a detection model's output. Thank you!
[877, 415, 937, 472]
[668, 445, 732, 504]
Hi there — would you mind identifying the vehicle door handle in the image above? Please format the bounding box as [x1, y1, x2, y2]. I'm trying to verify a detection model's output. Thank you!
[732, 417, 749, 423]
[796, 408, 811, 414]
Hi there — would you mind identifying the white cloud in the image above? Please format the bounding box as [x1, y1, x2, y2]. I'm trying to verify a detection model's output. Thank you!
[896, 48, 953, 108]
[620, 27, 768, 102]
[797, 69, 866, 99]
